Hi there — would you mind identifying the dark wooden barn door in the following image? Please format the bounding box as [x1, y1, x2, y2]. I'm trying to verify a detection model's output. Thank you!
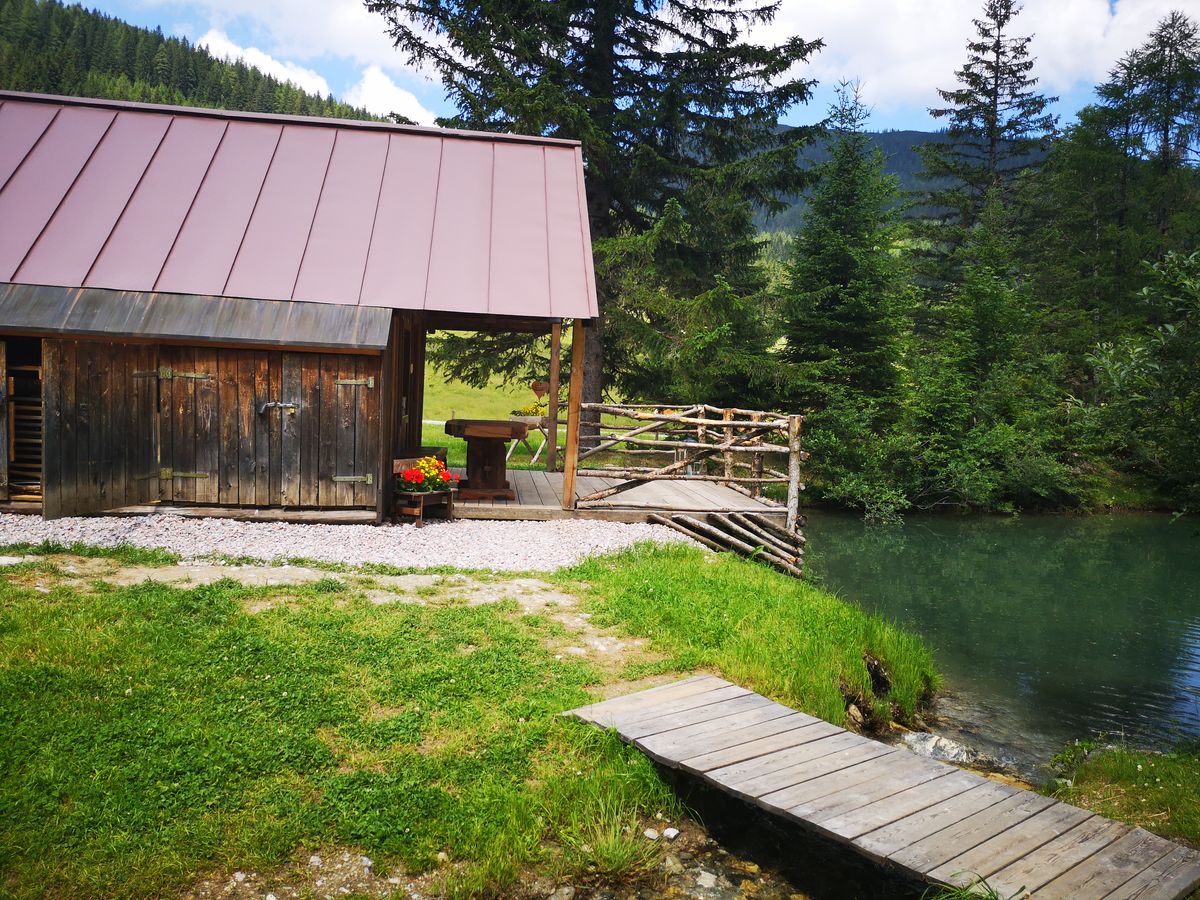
[157, 348, 380, 509]
[284, 352, 380, 509]
[42, 340, 159, 519]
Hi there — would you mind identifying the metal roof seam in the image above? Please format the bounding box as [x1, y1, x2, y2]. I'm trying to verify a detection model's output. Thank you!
[542, 147, 555, 319]
[12, 108, 117, 283]
[485, 140, 497, 314]
[220, 124, 285, 298]
[0, 104, 58, 196]
[419, 138, 447, 311]
[573, 145, 599, 318]
[82, 113, 173, 288]
[355, 130, 393, 307]
[151, 120, 230, 293]
[291, 127, 340, 302]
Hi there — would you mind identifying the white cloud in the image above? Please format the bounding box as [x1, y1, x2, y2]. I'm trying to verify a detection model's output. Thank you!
[754, 0, 1183, 115]
[345, 65, 436, 124]
[197, 28, 331, 97]
[124, 0, 1186, 127]
[141, 0, 429, 76]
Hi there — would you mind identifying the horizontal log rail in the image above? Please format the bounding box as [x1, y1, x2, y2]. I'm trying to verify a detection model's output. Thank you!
[574, 402, 806, 533]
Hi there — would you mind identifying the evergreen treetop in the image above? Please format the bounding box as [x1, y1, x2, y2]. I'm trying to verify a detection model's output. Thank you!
[919, 0, 1057, 227]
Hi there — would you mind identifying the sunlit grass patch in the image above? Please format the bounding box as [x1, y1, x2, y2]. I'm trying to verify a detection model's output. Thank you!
[0, 574, 674, 897]
[560, 542, 939, 727]
[1048, 740, 1200, 846]
[0, 540, 178, 566]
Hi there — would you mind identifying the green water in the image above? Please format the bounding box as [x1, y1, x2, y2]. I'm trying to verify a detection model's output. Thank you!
[806, 512, 1200, 771]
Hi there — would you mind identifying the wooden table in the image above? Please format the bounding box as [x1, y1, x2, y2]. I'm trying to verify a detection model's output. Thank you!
[445, 419, 529, 501]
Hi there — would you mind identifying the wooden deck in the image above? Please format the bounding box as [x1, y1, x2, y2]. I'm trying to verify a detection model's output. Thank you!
[566, 676, 1200, 899]
[453, 468, 786, 523]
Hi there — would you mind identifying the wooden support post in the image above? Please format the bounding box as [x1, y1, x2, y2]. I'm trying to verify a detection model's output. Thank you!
[722, 408, 734, 488]
[786, 414, 804, 534]
[560, 320, 586, 510]
[750, 411, 764, 497]
[546, 321, 561, 473]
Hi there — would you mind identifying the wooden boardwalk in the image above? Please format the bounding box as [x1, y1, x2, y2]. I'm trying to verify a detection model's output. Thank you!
[566, 676, 1200, 899]
[453, 469, 785, 524]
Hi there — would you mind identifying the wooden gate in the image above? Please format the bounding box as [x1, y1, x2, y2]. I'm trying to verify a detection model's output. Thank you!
[158, 347, 379, 509]
[42, 340, 159, 519]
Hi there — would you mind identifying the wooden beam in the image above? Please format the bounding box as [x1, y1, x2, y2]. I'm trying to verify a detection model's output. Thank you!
[786, 414, 804, 533]
[546, 321, 561, 473]
[560, 320, 586, 510]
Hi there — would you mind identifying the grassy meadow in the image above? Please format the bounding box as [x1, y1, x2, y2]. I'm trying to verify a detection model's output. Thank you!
[0, 542, 939, 897]
[420, 372, 561, 470]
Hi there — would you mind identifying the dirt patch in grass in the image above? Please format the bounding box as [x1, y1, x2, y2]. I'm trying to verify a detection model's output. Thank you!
[183, 845, 446, 899]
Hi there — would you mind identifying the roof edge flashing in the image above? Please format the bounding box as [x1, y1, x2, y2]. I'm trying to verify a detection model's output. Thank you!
[0, 90, 582, 149]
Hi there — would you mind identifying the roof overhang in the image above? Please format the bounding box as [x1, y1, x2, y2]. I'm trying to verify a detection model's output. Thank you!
[0, 284, 392, 352]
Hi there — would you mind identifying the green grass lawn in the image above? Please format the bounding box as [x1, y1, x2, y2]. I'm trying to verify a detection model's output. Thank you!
[422, 374, 533, 422]
[561, 543, 939, 726]
[0, 544, 940, 897]
[0, 559, 673, 898]
[420, 373, 560, 470]
[1047, 741, 1200, 848]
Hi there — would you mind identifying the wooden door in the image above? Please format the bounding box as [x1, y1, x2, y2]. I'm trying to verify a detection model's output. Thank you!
[158, 348, 380, 510]
[42, 340, 159, 519]
[284, 352, 379, 509]
[158, 346, 222, 505]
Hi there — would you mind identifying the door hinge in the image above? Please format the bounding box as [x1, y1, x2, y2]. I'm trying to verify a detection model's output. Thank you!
[332, 474, 374, 484]
[159, 468, 209, 479]
[155, 367, 211, 380]
[335, 376, 375, 388]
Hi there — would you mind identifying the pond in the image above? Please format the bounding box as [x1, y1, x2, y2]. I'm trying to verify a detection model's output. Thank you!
[806, 512, 1200, 774]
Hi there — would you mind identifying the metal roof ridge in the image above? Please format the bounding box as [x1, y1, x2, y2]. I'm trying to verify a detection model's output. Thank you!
[0, 90, 583, 149]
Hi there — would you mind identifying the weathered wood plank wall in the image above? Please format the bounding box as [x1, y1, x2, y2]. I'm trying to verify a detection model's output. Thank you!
[40, 339, 381, 517]
[42, 339, 157, 518]
[158, 347, 381, 510]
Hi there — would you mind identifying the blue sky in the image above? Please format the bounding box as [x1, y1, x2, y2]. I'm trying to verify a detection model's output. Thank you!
[88, 0, 1183, 131]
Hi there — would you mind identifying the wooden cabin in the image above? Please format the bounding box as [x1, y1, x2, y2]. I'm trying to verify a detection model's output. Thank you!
[0, 91, 597, 521]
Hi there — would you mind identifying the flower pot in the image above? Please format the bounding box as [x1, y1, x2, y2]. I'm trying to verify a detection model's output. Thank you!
[393, 488, 455, 526]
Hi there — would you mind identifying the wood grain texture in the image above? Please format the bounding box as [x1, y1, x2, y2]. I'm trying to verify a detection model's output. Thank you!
[561, 677, 1199, 900]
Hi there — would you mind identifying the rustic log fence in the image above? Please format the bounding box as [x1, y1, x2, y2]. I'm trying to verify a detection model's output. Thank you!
[571, 403, 807, 535]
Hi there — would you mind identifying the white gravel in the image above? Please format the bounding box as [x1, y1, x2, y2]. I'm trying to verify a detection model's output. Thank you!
[0, 513, 692, 571]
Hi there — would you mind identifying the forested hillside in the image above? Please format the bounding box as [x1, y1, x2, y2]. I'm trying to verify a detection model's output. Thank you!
[0, 0, 373, 119]
[759, 129, 950, 231]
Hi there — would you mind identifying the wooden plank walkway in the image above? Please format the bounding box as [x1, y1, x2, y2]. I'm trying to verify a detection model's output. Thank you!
[453, 469, 785, 524]
[565, 676, 1200, 899]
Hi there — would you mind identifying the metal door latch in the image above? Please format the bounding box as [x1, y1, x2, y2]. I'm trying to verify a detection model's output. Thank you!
[159, 468, 209, 479]
[258, 401, 299, 414]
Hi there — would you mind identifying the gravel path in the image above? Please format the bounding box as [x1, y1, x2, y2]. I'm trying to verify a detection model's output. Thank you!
[0, 513, 691, 571]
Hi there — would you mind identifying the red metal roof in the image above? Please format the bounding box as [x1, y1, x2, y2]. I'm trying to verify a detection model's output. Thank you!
[0, 92, 598, 321]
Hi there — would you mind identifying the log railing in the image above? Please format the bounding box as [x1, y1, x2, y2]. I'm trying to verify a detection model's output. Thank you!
[572, 403, 807, 533]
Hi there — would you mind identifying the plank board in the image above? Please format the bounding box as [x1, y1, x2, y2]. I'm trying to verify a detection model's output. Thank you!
[562, 678, 1200, 900]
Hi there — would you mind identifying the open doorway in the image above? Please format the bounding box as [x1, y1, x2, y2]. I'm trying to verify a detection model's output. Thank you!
[4, 337, 43, 503]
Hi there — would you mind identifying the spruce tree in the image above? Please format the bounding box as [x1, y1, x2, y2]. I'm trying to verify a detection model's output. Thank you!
[919, 0, 1057, 232]
[779, 84, 912, 521]
[365, 0, 821, 411]
[783, 83, 905, 409]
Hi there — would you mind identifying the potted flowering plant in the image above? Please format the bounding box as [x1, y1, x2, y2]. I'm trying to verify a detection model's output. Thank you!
[397, 455, 460, 493]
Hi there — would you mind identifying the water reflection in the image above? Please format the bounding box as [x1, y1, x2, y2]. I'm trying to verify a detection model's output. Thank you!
[806, 513, 1200, 771]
